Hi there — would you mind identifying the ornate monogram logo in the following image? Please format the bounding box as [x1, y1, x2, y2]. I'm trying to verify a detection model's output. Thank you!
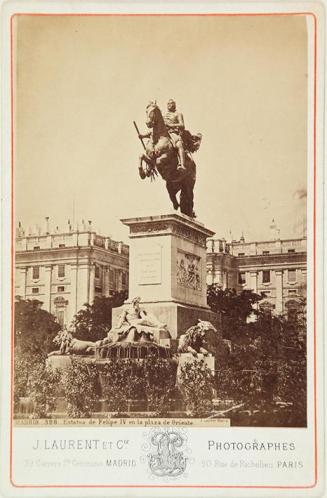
[148, 430, 187, 477]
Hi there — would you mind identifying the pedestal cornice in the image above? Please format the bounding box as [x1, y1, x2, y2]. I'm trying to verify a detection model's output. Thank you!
[121, 213, 215, 248]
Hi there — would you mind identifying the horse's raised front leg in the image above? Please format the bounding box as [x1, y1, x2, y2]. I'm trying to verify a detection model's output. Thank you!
[139, 153, 156, 178]
[139, 153, 150, 179]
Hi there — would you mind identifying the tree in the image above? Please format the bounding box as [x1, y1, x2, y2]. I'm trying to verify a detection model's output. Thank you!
[207, 285, 265, 344]
[207, 285, 264, 322]
[275, 312, 307, 426]
[71, 291, 127, 342]
[14, 298, 61, 408]
[15, 298, 61, 359]
[207, 286, 306, 426]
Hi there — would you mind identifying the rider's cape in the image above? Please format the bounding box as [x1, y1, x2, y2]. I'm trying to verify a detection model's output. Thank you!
[181, 130, 202, 153]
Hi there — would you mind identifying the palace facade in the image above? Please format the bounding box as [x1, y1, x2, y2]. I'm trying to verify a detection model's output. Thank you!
[206, 235, 306, 314]
[15, 217, 307, 325]
[15, 219, 129, 326]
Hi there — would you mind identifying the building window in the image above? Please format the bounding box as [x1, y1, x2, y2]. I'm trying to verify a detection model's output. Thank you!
[238, 272, 246, 285]
[33, 246, 40, 250]
[32, 266, 40, 279]
[32, 287, 39, 294]
[263, 250, 270, 255]
[95, 286, 102, 293]
[238, 252, 245, 256]
[59, 244, 65, 248]
[58, 264, 65, 278]
[288, 289, 297, 295]
[262, 270, 270, 283]
[288, 269, 296, 283]
[57, 286, 65, 292]
[95, 264, 100, 279]
[288, 249, 295, 253]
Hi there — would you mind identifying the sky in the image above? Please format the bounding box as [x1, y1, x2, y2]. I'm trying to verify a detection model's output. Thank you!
[14, 14, 308, 243]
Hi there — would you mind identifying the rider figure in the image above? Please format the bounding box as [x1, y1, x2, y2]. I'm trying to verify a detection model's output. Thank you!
[164, 99, 186, 171]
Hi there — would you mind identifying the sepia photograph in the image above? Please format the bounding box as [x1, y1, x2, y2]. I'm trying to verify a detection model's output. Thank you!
[12, 13, 309, 429]
[1, 0, 325, 491]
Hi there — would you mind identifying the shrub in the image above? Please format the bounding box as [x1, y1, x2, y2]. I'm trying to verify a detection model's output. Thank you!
[143, 355, 177, 415]
[27, 363, 60, 418]
[179, 359, 214, 417]
[62, 359, 99, 418]
[101, 359, 145, 414]
[14, 355, 30, 410]
[100, 356, 177, 416]
[216, 366, 263, 403]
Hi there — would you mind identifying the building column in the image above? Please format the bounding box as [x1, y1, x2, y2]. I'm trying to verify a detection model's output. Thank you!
[301, 269, 307, 294]
[249, 271, 258, 293]
[74, 263, 89, 313]
[44, 265, 52, 312]
[244, 271, 250, 289]
[118, 270, 123, 291]
[18, 267, 27, 299]
[275, 270, 283, 314]
[89, 263, 95, 304]
[70, 264, 78, 319]
[215, 270, 223, 286]
[104, 266, 110, 297]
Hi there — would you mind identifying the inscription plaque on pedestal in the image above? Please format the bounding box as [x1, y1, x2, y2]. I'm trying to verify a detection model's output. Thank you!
[137, 249, 162, 285]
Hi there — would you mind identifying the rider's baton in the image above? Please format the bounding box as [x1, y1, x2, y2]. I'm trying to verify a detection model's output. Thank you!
[133, 121, 146, 151]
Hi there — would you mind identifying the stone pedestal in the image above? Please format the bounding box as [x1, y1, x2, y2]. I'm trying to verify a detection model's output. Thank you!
[46, 354, 72, 370]
[113, 213, 218, 340]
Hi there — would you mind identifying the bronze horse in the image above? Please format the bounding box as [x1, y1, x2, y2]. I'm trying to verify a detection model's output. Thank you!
[138, 102, 196, 218]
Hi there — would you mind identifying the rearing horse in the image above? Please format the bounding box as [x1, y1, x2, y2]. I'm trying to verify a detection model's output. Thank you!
[138, 102, 196, 218]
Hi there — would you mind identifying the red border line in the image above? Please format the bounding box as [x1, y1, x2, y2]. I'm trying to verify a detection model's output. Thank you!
[9, 11, 318, 489]
[10, 12, 15, 484]
[9, 12, 319, 16]
[312, 11, 318, 487]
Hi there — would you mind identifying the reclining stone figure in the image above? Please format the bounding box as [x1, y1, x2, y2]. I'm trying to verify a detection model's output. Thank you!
[95, 297, 171, 358]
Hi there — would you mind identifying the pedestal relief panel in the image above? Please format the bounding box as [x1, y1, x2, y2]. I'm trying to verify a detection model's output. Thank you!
[176, 250, 201, 291]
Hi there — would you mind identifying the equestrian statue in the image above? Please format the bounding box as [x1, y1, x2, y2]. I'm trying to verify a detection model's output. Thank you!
[135, 99, 202, 218]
